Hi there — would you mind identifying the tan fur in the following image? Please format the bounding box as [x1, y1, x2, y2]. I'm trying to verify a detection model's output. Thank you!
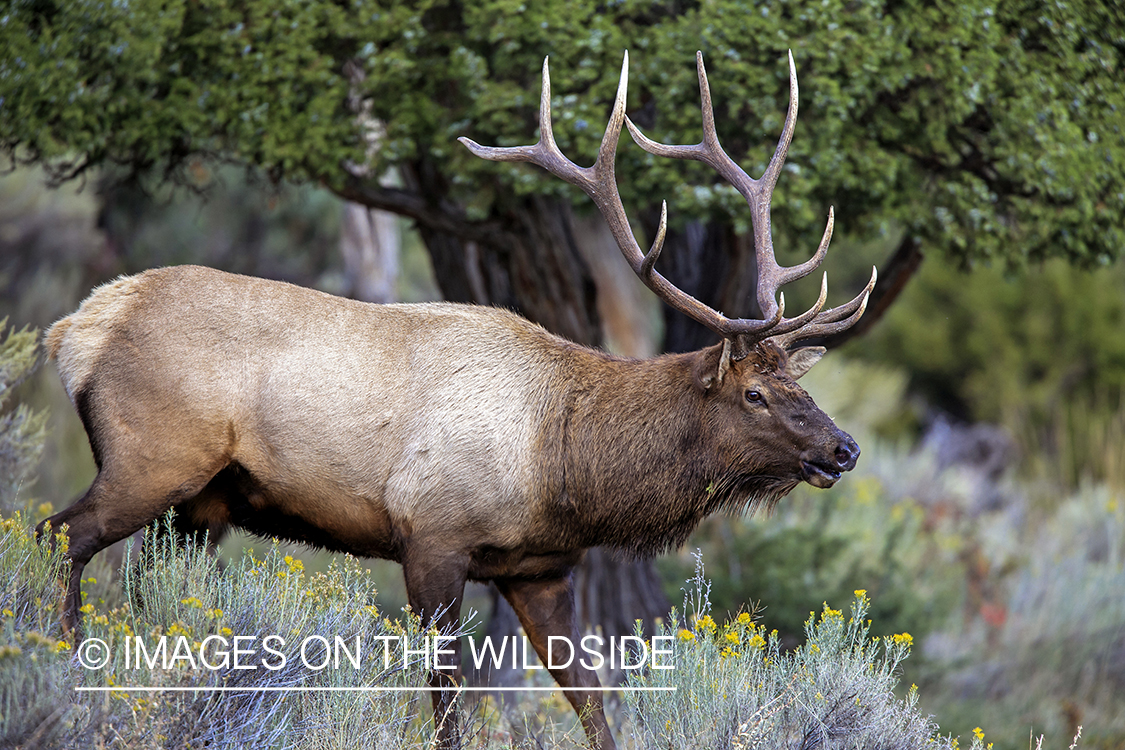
[46, 275, 145, 400]
[42, 264, 860, 750]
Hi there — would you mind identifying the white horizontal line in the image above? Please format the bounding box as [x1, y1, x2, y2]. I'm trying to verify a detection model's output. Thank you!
[76, 686, 676, 693]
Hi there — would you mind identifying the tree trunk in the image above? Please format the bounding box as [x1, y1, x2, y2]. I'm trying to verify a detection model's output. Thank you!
[642, 211, 760, 354]
[339, 202, 400, 304]
[402, 160, 601, 345]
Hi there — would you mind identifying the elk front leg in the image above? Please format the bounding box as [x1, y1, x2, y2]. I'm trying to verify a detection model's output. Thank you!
[496, 576, 616, 750]
[402, 546, 469, 750]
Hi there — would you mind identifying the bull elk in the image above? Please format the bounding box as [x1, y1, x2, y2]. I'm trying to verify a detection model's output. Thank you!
[40, 51, 874, 749]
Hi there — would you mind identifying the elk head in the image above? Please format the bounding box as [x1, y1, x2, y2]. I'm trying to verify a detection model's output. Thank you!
[689, 337, 859, 500]
[461, 51, 875, 497]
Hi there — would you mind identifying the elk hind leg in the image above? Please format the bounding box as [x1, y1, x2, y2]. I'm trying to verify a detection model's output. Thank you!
[138, 472, 235, 560]
[37, 464, 225, 636]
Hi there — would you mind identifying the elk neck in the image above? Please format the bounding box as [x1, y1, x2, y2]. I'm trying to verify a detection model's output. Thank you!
[533, 341, 788, 557]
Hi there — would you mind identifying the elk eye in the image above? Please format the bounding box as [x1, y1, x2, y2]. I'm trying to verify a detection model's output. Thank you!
[745, 390, 764, 404]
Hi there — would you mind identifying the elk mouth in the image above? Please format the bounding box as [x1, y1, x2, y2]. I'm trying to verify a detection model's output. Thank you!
[801, 460, 842, 489]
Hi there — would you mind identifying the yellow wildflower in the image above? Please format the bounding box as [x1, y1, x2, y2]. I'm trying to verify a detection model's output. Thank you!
[677, 629, 695, 642]
[693, 614, 717, 632]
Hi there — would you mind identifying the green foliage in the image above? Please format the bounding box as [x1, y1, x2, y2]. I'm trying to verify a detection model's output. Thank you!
[626, 567, 965, 750]
[660, 473, 962, 649]
[0, 320, 46, 513]
[1023, 389, 1125, 492]
[861, 258, 1125, 422]
[2, 0, 1122, 266]
[0, 0, 375, 185]
[855, 256, 1125, 487]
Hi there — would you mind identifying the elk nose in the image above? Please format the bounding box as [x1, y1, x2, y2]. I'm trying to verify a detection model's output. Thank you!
[834, 436, 860, 471]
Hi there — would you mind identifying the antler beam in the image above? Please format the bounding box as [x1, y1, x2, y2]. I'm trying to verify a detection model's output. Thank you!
[459, 52, 875, 354]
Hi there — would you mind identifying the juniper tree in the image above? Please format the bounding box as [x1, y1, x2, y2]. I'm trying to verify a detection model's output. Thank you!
[3, 0, 1122, 636]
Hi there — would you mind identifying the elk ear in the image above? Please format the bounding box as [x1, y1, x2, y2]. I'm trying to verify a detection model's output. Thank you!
[694, 339, 732, 392]
[785, 346, 826, 380]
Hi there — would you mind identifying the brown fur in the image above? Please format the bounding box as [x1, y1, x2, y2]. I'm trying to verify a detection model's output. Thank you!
[39, 265, 859, 750]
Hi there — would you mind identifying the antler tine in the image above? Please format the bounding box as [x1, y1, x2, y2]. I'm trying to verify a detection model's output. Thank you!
[460, 52, 785, 341]
[771, 266, 878, 348]
[625, 51, 858, 350]
[767, 271, 828, 337]
[460, 57, 583, 183]
[623, 52, 759, 201]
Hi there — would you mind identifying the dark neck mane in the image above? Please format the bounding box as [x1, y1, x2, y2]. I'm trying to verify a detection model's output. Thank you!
[543, 346, 796, 557]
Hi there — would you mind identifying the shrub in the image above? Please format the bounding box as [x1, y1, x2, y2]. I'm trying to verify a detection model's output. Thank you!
[658, 468, 966, 648]
[0, 516, 444, 749]
[624, 557, 968, 750]
[920, 482, 1125, 749]
[0, 320, 47, 514]
[5, 510, 1000, 749]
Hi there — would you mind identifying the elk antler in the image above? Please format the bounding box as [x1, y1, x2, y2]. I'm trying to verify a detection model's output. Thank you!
[459, 52, 876, 357]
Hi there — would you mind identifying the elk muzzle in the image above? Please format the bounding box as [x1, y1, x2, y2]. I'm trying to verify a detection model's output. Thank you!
[800, 431, 860, 489]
